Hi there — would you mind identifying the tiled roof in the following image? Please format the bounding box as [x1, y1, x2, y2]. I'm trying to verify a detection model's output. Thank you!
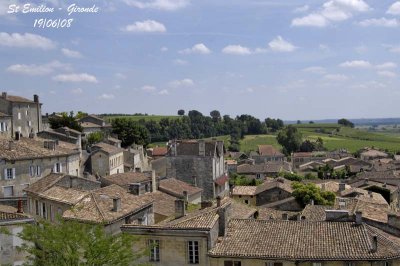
[92, 142, 124, 155]
[230, 201, 257, 219]
[152, 147, 168, 156]
[232, 186, 258, 196]
[361, 149, 389, 158]
[0, 137, 80, 161]
[63, 184, 153, 224]
[81, 122, 103, 128]
[40, 186, 88, 205]
[255, 178, 293, 194]
[24, 173, 66, 194]
[237, 162, 291, 174]
[209, 219, 400, 260]
[146, 191, 177, 217]
[159, 178, 203, 197]
[317, 181, 351, 193]
[2, 94, 34, 103]
[257, 207, 298, 221]
[101, 172, 151, 188]
[300, 204, 332, 221]
[225, 159, 237, 165]
[257, 145, 284, 157]
[215, 175, 229, 186]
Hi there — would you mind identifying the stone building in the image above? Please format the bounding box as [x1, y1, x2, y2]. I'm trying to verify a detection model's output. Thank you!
[166, 140, 229, 200]
[250, 145, 285, 164]
[0, 137, 81, 206]
[91, 142, 124, 176]
[0, 204, 34, 265]
[237, 162, 292, 179]
[78, 114, 112, 137]
[0, 112, 12, 138]
[209, 219, 400, 265]
[124, 143, 150, 173]
[0, 92, 42, 138]
[231, 178, 293, 207]
[121, 198, 256, 266]
[158, 178, 203, 204]
[360, 148, 389, 161]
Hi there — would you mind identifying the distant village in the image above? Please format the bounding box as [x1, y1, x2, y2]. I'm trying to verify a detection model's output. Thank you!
[2, 92, 400, 265]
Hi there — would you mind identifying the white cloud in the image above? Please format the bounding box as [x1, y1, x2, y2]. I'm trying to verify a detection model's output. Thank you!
[158, 89, 169, 95]
[358, 18, 399, 27]
[339, 60, 372, 68]
[376, 62, 397, 69]
[292, 0, 370, 27]
[0, 32, 56, 49]
[387, 2, 400, 15]
[53, 73, 98, 83]
[6, 61, 69, 76]
[123, 20, 166, 33]
[71, 88, 83, 94]
[173, 59, 188, 65]
[324, 74, 349, 81]
[161, 46, 168, 52]
[141, 85, 157, 92]
[123, 0, 189, 11]
[98, 93, 115, 100]
[268, 36, 297, 52]
[377, 70, 397, 78]
[222, 45, 251, 55]
[179, 43, 211, 54]
[293, 5, 309, 13]
[169, 78, 194, 87]
[292, 13, 328, 27]
[61, 48, 82, 58]
[303, 66, 326, 74]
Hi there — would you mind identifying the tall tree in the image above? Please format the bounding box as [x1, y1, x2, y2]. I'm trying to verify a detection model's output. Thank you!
[338, 118, 354, 128]
[276, 125, 302, 155]
[177, 109, 185, 116]
[49, 111, 83, 132]
[210, 110, 221, 122]
[112, 118, 150, 147]
[17, 218, 144, 266]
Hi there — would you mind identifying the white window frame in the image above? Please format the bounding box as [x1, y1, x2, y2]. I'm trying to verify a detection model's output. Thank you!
[149, 239, 160, 262]
[3, 185, 14, 197]
[54, 163, 62, 173]
[17, 112, 21, 120]
[36, 165, 41, 177]
[4, 168, 16, 180]
[188, 240, 199, 264]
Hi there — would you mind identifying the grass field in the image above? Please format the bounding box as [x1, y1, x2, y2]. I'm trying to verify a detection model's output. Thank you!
[103, 115, 180, 123]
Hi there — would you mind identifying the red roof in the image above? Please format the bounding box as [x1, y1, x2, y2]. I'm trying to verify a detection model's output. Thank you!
[215, 175, 229, 186]
[152, 147, 168, 156]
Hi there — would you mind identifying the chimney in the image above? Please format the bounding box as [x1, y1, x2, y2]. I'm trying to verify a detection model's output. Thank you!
[113, 197, 121, 212]
[183, 190, 188, 203]
[2, 92, 7, 99]
[17, 199, 23, 213]
[175, 199, 186, 219]
[356, 211, 363, 225]
[371, 235, 378, 253]
[199, 139, 205, 156]
[282, 213, 289, 221]
[8, 140, 15, 151]
[339, 182, 346, 192]
[151, 170, 157, 192]
[218, 202, 231, 236]
[216, 196, 221, 207]
[33, 94, 39, 103]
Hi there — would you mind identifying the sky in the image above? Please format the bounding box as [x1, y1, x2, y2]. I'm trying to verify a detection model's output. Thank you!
[1, 0, 400, 120]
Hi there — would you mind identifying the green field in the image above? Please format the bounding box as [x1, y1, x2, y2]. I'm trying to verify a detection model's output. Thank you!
[103, 115, 180, 123]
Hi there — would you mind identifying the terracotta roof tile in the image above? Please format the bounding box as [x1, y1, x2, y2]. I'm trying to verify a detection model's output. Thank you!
[209, 219, 400, 260]
[92, 142, 124, 155]
[3, 94, 34, 103]
[152, 147, 168, 156]
[159, 178, 203, 197]
[101, 172, 151, 188]
[232, 186, 257, 196]
[257, 145, 284, 157]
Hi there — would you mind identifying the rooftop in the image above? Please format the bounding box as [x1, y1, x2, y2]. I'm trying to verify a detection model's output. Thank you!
[237, 162, 291, 174]
[151, 146, 168, 156]
[1, 93, 35, 103]
[257, 145, 284, 157]
[0, 137, 80, 161]
[101, 172, 151, 188]
[232, 186, 258, 196]
[92, 142, 124, 155]
[168, 139, 224, 157]
[209, 219, 400, 260]
[158, 178, 203, 197]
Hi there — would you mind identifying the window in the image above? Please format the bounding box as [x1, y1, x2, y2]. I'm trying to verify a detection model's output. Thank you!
[256, 173, 261, 179]
[3, 186, 14, 197]
[149, 239, 160, 262]
[35, 200, 39, 215]
[36, 166, 41, 177]
[344, 262, 355, 266]
[0, 122, 7, 132]
[42, 202, 46, 219]
[29, 166, 35, 177]
[17, 112, 21, 120]
[54, 163, 62, 173]
[4, 168, 15, 180]
[27, 121, 32, 127]
[266, 263, 283, 266]
[244, 200, 249, 205]
[224, 261, 241, 266]
[26, 110, 29, 116]
[188, 241, 199, 264]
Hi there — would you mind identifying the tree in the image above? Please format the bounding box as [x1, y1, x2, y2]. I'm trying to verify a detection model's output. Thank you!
[49, 111, 83, 132]
[309, 121, 314, 124]
[297, 120, 301, 124]
[17, 218, 144, 266]
[112, 118, 150, 147]
[299, 140, 315, 152]
[265, 117, 284, 132]
[210, 110, 221, 122]
[292, 182, 335, 206]
[76, 111, 88, 120]
[276, 126, 302, 155]
[338, 118, 354, 128]
[177, 109, 185, 116]
[87, 131, 104, 145]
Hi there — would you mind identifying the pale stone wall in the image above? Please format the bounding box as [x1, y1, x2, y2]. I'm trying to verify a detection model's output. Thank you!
[0, 154, 81, 198]
[232, 195, 256, 206]
[0, 222, 32, 265]
[91, 151, 124, 176]
[27, 194, 72, 222]
[256, 187, 292, 206]
[0, 116, 12, 138]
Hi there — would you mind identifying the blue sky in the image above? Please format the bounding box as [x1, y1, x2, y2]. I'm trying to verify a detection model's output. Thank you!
[1, 0, 400, 120]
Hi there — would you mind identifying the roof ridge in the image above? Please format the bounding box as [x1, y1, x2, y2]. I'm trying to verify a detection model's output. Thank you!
[366, 225, 400, 253]
[89, 191, 107, 222]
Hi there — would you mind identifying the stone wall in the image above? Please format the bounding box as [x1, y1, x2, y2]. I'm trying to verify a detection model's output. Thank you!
[210, 258, 390, 266]
[256, 187, 292, 206]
